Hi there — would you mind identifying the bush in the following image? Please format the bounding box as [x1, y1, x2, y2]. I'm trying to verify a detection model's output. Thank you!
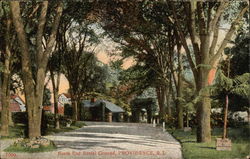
[211, 111, 248, 128]
[12, 112, 28, 124]
[72, 121, 86, 128]
[211, 112, 224, 128]
[44, 113, 72, 127]
[59, 115, 71, 127]
[228, 113, 247, 128]
[64, 104, 73, 117]
[44, 113, 55, 126]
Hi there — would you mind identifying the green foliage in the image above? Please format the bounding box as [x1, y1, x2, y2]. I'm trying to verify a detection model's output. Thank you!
[64, 104, 73, 117]
[42, 88, 52, 106]
[218, 32, 250, 112]
[12, 112, 28, 124]
[226, 32, 250, 77]
[211, 70, 250, 102]
[72, 121, 86, 128]
[119, 64, 157, 95]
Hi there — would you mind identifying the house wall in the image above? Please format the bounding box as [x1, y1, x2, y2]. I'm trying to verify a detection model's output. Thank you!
[0, 98, 22, 112]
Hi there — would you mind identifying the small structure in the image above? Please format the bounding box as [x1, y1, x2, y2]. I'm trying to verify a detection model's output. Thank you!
[82, 99, 125, 122]
[130, 98, 156, 123]
[216, 138, 232, 151]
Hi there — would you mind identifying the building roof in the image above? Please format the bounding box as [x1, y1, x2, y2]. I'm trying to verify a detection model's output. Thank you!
[82, 99, 125, 113]
[60, 93, 71, 98]
[102, 100, 125, 113]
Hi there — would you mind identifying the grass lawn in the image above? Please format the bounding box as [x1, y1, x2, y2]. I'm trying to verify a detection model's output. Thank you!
[4, 143, 56, 153]
[169, 126, 250, 159]
[0, 124, 26, 140]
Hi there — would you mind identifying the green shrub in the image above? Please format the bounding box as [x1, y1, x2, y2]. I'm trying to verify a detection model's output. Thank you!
[64, 104, 73, 117]
[72, 121, 86, 128]
[12, 112, 28, 124]
[211, 112, 224, 128]
[228, 113, 246, 128]
[59, 115, 70, 127]
[44, 113, 55, 126]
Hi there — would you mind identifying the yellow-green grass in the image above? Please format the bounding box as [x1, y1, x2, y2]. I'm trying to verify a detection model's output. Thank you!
[0, 124, 26, 140]
[169, 127, 250, 159]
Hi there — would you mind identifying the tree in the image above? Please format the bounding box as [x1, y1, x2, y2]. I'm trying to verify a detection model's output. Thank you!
[48, 51, 61, 129]
[59, 25, 101, 121]
[0, 2, 20, 136]
[225, 32, 250, 113]
[0, 3, 12, 136]
[10, 1, 63, 138]
[212, 70, 250, 139]
[96, 0, 177, 122]
[170, 1, 249, 142]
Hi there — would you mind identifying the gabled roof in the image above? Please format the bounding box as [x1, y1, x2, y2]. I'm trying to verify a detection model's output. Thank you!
[82, 99, 125, 113]
[102, 100, 125, 113]
[59, 93, 71, 98]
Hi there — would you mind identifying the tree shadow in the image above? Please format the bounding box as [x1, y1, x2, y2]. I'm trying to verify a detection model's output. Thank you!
[198, 146, 215, 150]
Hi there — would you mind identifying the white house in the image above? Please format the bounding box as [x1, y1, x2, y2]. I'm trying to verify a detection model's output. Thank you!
[58, 93, 71, 105]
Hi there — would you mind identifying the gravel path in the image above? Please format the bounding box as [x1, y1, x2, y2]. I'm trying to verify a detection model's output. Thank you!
[0, 122, 182, 159]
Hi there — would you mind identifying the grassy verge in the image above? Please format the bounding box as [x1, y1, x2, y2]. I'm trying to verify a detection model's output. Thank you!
[45, 121, 86, 135]
[169, 126, 250, 159]
[4, 143, 56, 153]
[0, 124, 26, 140]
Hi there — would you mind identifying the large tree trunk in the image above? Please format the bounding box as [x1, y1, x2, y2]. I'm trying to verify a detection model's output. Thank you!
[156, 86, 166, 122]
[196, 66, 211, 142]
[0, 18, 12, 137]
[176, 44, 184, 129]
[77, 99, 82, 121]
[10, 1, 63, 138]
[166, 85, 171, 118]
[54, 92, 60, 129]
[1, 96, 10, 137]
[51, 71, 60, 129]
[72, 97, 78, 121]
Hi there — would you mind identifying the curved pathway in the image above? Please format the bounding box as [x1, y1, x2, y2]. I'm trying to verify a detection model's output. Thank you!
[1, 122, 182, 159]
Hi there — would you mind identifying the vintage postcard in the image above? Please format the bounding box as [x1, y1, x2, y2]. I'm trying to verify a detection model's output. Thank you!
[0, 1, 249, 159]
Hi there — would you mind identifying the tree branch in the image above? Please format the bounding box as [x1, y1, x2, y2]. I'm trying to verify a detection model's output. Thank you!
[36, 1, 48, 62]
[208, 2, 229, 33]
[170, 2, 198, 78]
[209, 22, 219, 56]
[44, 2, 63, 58]
[210, 4, 249, 66]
